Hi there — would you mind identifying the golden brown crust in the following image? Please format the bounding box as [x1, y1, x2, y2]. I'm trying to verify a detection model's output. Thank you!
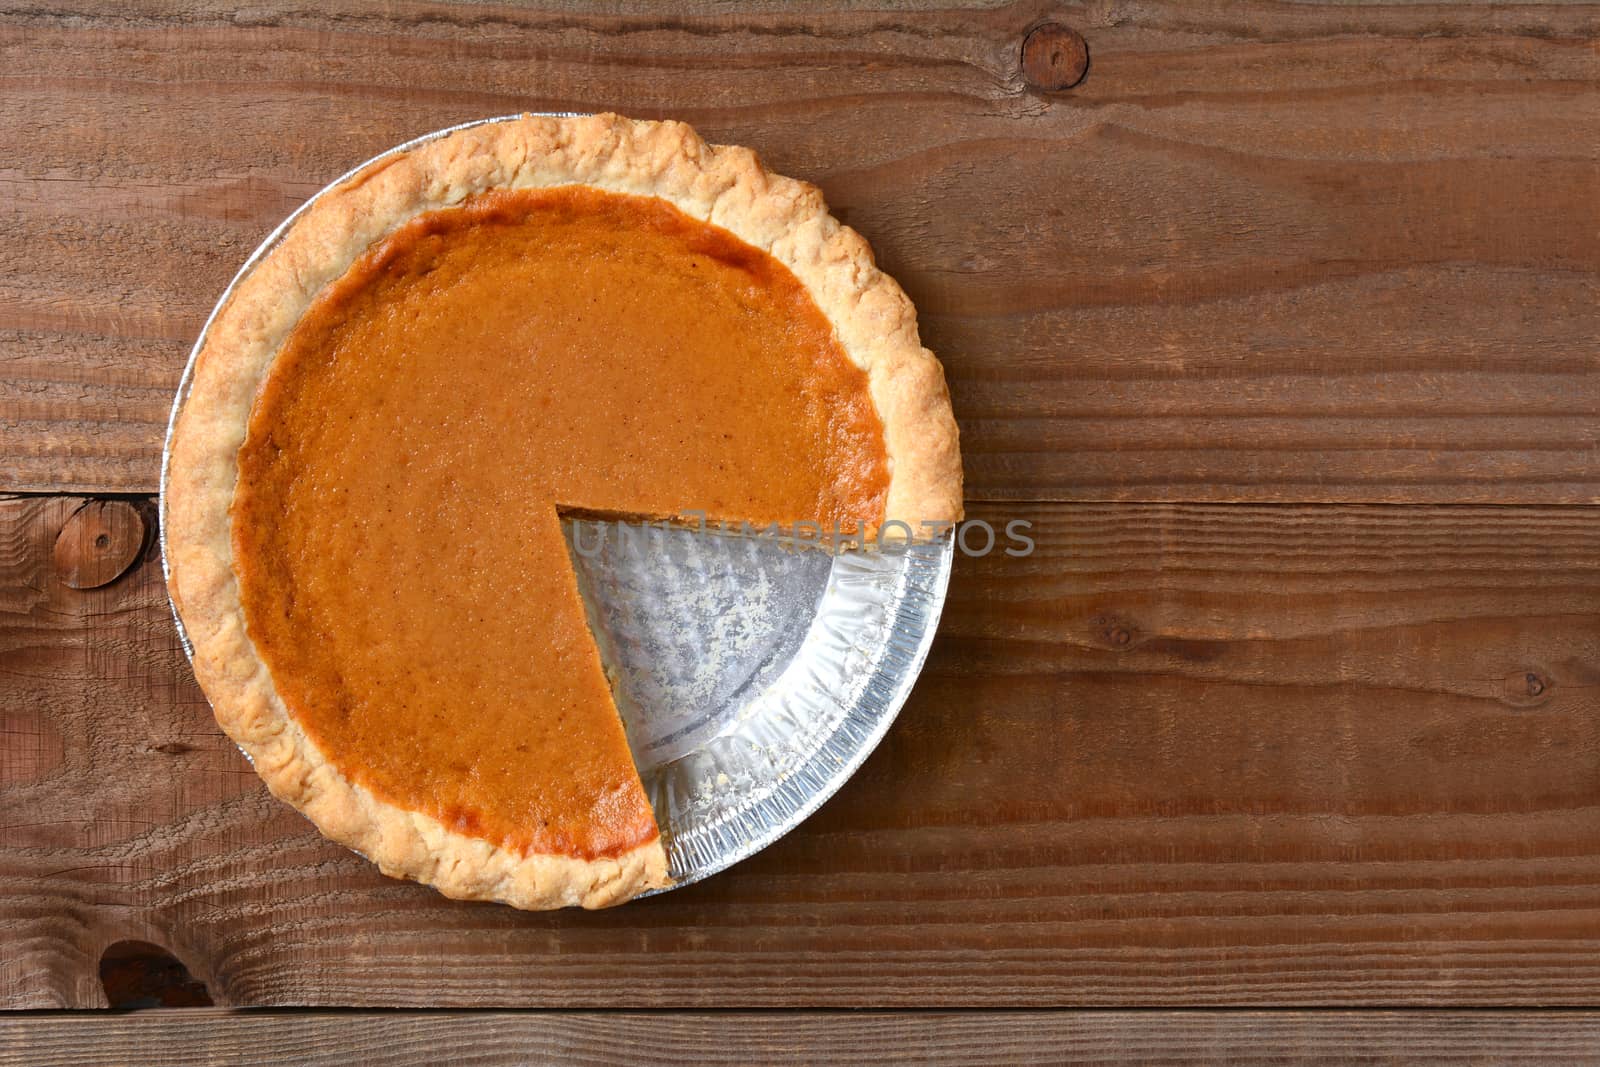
[165, 113, 962, 910]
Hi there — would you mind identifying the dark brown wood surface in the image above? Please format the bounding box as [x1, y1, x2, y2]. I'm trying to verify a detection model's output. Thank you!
[4, 0, 1598, 501]
[7, 1009, 1600, 1066]
[5, 493, 1600, 1008]
[3, 0, 1600, 1049]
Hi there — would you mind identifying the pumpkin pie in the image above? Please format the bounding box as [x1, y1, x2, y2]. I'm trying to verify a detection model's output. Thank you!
[164, 113, 962, 909]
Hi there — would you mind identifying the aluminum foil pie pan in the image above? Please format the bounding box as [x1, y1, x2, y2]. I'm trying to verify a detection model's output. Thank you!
[159, 115, 955, 895]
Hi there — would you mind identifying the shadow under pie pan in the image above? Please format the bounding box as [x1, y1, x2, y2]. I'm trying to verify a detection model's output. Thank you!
[160, 114, 957, 901]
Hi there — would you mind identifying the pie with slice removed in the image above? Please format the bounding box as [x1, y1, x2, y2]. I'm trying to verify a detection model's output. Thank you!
[165, 113, 962, 909]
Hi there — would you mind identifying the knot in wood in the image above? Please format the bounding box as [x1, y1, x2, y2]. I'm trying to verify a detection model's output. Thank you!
[1021, 23, 1089, 92]
[53, 499, 146, 589]
[1090, 613, 1139, 650]
[1500, 668, 1553, 708]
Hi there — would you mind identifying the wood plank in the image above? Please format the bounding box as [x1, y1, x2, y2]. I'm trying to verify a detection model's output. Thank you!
[3, 1, 1598, 500]
[7, 1009, 1600, 1066]
[4, 494, 1599, 1008]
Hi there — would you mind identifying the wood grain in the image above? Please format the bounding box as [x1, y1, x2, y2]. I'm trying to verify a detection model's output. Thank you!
[3, 1, 1598, 501]
[7, 1009, 1600, 1066]
[5, 494, 1599, 1008]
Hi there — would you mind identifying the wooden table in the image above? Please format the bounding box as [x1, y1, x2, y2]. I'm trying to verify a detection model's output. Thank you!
[3, 0, 1599, 1060]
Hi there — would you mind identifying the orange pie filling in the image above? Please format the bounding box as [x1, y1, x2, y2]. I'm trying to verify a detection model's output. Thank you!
[231, 186, 891, 860]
